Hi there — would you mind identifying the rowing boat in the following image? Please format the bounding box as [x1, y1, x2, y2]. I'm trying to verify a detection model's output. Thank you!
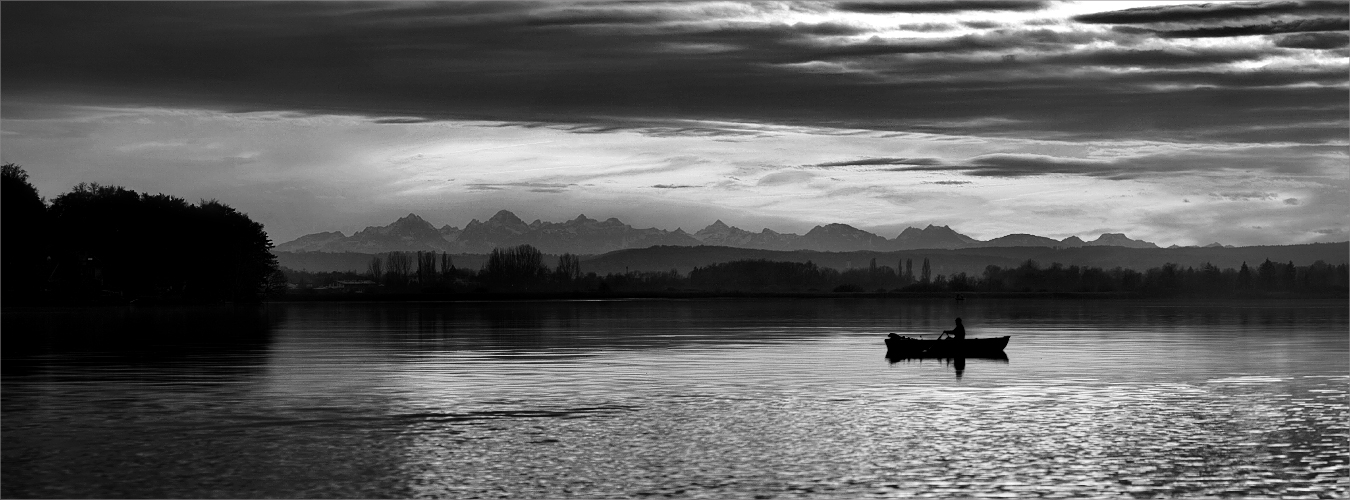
[884, 333, 1010, 357]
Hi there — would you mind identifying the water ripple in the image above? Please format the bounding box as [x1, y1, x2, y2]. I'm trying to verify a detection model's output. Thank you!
[3, 299, 1345, 498]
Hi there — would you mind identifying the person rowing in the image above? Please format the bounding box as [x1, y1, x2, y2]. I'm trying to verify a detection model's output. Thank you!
[940, 317, 965, 342]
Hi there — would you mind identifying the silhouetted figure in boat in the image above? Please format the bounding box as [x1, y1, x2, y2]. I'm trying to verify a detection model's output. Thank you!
[941, 318, 965, 342]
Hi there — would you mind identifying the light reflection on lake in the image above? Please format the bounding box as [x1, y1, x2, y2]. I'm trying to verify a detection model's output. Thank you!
[3, 299, 1347, 498]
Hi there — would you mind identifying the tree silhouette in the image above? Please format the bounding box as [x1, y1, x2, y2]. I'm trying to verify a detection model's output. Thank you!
[440, 252, 455, 282]
[40, 182, 277, 302]
[555, 253, 582, 283]
[367, 256, 384, 284]
[485, 244, 548, 285]
[1, 164, 49, 303]
[416, 251, 438, 285]
[386, 252, 411, 287]
[1257, 259, 1277, 290]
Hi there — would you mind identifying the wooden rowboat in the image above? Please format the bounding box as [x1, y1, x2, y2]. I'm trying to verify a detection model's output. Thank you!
[884, 333, 1010, 357]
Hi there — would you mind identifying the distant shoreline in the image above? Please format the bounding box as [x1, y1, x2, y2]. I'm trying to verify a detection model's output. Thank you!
[268, 289, 1347, 303]
[5, 290, 1344, 309]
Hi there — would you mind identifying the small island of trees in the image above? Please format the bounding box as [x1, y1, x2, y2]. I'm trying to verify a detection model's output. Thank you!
[2, 164, 282, 304]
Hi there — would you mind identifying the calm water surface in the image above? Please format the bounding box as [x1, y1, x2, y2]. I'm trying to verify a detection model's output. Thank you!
[3, 299, 1347, 498]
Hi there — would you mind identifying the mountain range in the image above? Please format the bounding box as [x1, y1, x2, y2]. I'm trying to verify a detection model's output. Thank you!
[276, 210, 1164, 255]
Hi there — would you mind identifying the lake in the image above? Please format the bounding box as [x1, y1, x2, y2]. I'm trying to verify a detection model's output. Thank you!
[3, 298, 1347, 498]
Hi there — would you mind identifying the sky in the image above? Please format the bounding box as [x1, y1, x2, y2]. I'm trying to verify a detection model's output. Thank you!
[2, 1, 1346, 247]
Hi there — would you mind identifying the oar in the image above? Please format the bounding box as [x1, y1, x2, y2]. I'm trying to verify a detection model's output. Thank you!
[917, 331, 946, 355]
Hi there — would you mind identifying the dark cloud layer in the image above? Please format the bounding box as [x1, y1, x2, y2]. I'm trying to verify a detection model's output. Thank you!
[1276, 31, 1350, 47]
[836, 1, 1049, 14]
[1157, 17, 1349, 38]
[1, 2, 1345, 143]
[874, 147, 1342, 179]
[812, 157, 946, 167]
[1074, 1, 1349, 24]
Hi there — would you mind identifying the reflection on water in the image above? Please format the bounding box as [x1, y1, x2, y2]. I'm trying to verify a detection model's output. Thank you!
[887, 355, 1010, 380]
[3, 299, 1347, 498]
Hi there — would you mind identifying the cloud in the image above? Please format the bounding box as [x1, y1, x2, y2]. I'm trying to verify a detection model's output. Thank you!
[897, 22, 959, 32]
[757, 171, 815, 186]
[1284, 197, 1302, 205]
[790, 21, 873, 36]
[1212, 191, 1279, 201]
[524, 8, 681, 27]
[964, 154, 1119, 178]
[797, 28, 1112, 61]
[465, 184, 505, 191]
[374, 117, 434, 124]
[925, 180, 972, 185]
[1036, 47, 1268, 66]
[1137, 184, 1348, 246]
[1156, 17, 1349, 38]
[9, 99, 1343, 248]
[466, 182, 574, 193]
[636, 125, 769, 138]
[836, 1, 1050, 14]
[1073, 1, 1350, 24]
[1, 2, 1343, 145]
[882, 146, 1344, 179]
[1275, 31, 1350, 48]
[651, 184, 700, 189]
[811, 157, 945, 167]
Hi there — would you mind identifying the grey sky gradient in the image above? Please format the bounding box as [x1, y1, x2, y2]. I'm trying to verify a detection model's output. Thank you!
[2, 1, 1346, 246]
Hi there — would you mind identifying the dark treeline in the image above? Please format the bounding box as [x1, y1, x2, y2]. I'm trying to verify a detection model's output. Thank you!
[684, 258, 1346, 295]
[287, 245, 594, 293]
[284, 244, 1347, 298]
[1, 164, 282, 304]
[976, 259, 1346, 295]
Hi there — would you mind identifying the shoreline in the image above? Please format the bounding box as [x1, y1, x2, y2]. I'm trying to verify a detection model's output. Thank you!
[268, 289, 1349, 302]
[10, 290, 1346, 308]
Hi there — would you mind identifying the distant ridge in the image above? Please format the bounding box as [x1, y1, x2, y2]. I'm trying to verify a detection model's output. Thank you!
[280, 210, 700, 254]
[276, 210, 1168, 255]
[575, 242, 1348, 277]
[894, 224, 980, 250]
[978, 233, 1062, 248]
[276, 242, 1350, 275]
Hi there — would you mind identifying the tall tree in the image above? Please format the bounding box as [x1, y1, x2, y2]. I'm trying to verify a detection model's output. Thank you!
[1, 164, 49, 302]
[416, 251, 438, 285]
[555, 253, 581, 283]
[440, 252, 455, 282]
[385, 252, 411, 287]
[367, 256, 383, 284]
[1257, 259, 1277, 290]
[920, 258, 932, 284]
[486, 244, 548, 285]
